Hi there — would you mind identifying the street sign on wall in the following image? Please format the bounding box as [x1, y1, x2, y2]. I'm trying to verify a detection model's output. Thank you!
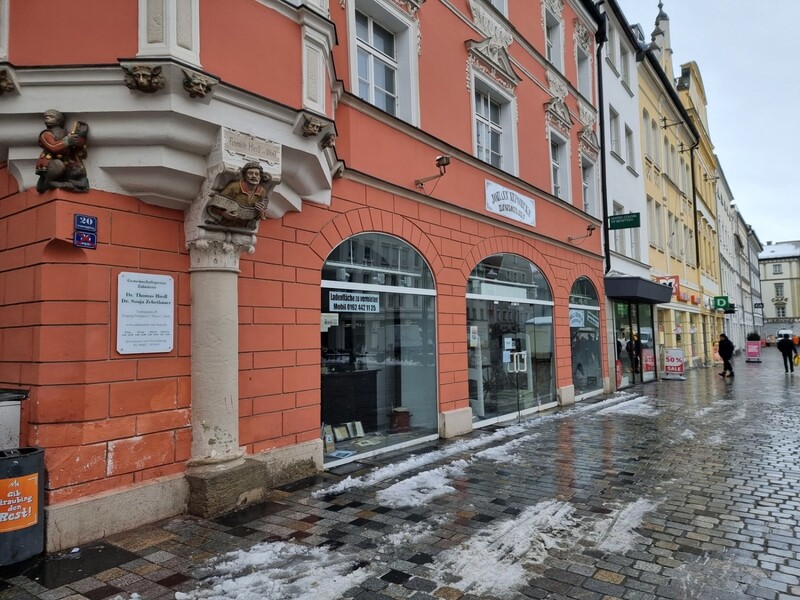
[713, 296, 729, 310]
[608, 213, 641, 230]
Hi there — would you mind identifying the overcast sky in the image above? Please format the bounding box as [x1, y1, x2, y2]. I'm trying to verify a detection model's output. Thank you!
[614, 0, 799, 246]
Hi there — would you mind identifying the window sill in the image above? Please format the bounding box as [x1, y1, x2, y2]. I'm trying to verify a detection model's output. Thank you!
[621, 79, 634, 97]
[605, 56, 619, 77]
[626, 165, 639, 177]
[610, 151, 625, 164]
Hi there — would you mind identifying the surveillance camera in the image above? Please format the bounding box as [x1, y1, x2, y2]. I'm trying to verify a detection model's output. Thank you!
[435, 155, 451, 168]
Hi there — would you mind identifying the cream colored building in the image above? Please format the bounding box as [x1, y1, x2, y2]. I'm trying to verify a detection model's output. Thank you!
[635, 10, 704, 369]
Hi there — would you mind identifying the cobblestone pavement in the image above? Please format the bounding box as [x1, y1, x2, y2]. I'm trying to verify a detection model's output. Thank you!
[3, 349, 800, 600]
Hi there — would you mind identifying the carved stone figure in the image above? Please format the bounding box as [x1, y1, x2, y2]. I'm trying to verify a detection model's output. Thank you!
[123, 65, 166, 93]
[321, 132, 337, 149]
[0, 70, 16, 94]
[205, 162, 270, 230]
[35, 109, 90, 193]
[302, 115, 325, 137]
[182, 69, 215, 98]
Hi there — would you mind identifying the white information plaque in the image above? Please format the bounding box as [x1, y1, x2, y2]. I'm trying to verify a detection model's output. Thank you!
[117, 272, 175, 354]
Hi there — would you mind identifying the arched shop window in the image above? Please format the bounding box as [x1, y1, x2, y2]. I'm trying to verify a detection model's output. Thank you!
[466, 254, 556, 425]
[320, 233, 437, 464]
[569, 277, 602, 397]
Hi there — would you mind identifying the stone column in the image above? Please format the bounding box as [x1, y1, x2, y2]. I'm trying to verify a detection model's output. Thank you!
[186, 236, 254, 471]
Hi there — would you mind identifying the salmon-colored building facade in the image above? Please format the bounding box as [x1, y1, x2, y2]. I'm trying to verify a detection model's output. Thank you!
[0, 0, 605, 550]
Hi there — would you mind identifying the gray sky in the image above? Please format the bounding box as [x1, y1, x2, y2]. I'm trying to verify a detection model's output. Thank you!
[614, 0, 799, 246]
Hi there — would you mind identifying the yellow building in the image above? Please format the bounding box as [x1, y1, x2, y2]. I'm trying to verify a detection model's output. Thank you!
[677, 61, 725, 363]
[635, 9, 705, 370]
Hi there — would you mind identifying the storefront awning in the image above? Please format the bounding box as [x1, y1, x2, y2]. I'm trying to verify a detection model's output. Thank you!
[604, 276, 673, 304]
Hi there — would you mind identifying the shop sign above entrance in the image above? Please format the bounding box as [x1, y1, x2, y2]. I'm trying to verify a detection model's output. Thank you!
[485, 180, 535, 227]
[713, 295, 729, 310]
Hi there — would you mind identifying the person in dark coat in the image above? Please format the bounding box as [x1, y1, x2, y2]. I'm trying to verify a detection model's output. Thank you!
[718, 333, 734, 377]
[777, 333, 797, 374]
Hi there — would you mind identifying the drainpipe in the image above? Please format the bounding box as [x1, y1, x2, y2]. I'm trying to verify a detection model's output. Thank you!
[687, 142, 708, 363]
[594, 8, 610, 274]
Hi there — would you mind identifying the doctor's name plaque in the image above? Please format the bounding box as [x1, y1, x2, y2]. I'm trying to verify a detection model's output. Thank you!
[117, 272, 175, 355]
[485, 180, 536, 227]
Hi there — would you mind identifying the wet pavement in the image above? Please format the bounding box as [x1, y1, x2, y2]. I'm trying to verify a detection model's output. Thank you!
[3, 349, 800, 599]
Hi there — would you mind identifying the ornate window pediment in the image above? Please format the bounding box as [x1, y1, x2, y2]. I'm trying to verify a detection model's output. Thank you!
[468, 0, 513, 48]
[545, 68, 571, 133]
[342, 0, 424, 15]
[466, 38, 520, 91]
[573, 18, 592, 55]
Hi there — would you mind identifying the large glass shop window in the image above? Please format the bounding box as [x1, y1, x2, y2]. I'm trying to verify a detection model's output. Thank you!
[569, 278, 602, 396]
[320, 233, 437, 464]
[466, 254, 556, 425]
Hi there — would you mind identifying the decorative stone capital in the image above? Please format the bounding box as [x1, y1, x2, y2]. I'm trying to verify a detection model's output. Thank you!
[187, 235, 255, 272]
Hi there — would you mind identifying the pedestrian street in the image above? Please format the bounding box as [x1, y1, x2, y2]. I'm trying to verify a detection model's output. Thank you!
[3, 348, 800, 600]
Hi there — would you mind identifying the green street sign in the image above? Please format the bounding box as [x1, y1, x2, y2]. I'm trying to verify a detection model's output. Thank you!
[608, 213, 641, 230]
[713, 296, 729, 310]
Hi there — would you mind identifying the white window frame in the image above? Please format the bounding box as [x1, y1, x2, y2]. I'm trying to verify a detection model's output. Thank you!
[487, 0, 507, 15]
[777, 306, 787, 318]
[544, 7, 563, 72]
[624, 125, 635, 171]
[0, 0, 8, 61]
[471, 74, 518, 175]
[348, 0, 420, 125]
[606, 23, 617, 71]
[549, 130, 570, 201]
[576, 45, 591, 99]
[609, 107, 621, 158]
[580, 155, 597, 217]
[620, 43, 631, 90]
[655, 201, 665, 249]
[773, 263, 783, 275]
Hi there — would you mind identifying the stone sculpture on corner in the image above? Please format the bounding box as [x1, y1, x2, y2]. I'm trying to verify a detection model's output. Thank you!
[35, 109, 90, 193]
[204, 161, 270, 230]
[182, 69, 216, 99]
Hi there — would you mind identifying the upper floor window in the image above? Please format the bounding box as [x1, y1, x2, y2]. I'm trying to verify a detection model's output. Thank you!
[643, 109, 651, 158]
[487, 0, 506, 14]
[475, 88, 503, 169]
[620, 44, 631, 88]
[624, 126, 635, 170]
[609, 107, 621, 156]
[550, 132, 569, 200]
[472, 77, 517, 173]
[576, 46, 591, 98]
[545, 8, 563, 71]
[356, 11, 397, 114]
[606, 23, 617, 70]
[349, 0, 419, 124]
[651, 120, 660, 164]
[775, 282, 784, 297]
[581, 156, 597, 216]
[773, 263, 783, 275]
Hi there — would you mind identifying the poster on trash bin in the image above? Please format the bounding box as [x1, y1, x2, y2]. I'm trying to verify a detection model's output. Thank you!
[0, 473, 38, 532]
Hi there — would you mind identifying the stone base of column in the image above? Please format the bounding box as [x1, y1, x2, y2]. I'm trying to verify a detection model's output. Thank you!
[186, 439, 323, 518]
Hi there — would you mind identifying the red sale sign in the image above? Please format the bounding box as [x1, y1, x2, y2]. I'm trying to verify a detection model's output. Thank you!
[664, 348, 684, 374]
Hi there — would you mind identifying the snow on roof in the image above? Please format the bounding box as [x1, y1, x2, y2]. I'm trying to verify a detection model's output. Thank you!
[759, 241, 800, 260]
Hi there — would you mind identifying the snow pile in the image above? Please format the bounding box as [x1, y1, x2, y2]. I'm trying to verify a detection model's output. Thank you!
[376, 459, 469, 508]
[591, 498, 657, 553]
[430, 499, 578, 596]
[175, 541, 371, 600]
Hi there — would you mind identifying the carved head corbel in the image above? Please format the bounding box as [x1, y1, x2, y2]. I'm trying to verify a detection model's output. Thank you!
[123, 65, 166, 93]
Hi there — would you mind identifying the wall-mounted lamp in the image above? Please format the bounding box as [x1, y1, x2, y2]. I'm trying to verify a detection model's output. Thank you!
[415, 155, 451, 190]
[660, 116, 683, 130]
[568, 223, 596, 242]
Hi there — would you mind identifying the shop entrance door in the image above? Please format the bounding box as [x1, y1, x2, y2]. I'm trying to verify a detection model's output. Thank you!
[469, 300, 540, 421]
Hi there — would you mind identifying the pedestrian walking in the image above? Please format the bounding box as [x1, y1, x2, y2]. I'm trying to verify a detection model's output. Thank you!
[718, 333, 734, 377]
[777, 333, 797, 374]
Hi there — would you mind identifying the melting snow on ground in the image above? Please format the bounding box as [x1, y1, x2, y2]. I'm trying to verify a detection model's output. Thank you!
[597, 395, 660, 417]
[591, 498, 657, 553]
[376, 459, 470, 508]
[174, 541, 372, 600]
